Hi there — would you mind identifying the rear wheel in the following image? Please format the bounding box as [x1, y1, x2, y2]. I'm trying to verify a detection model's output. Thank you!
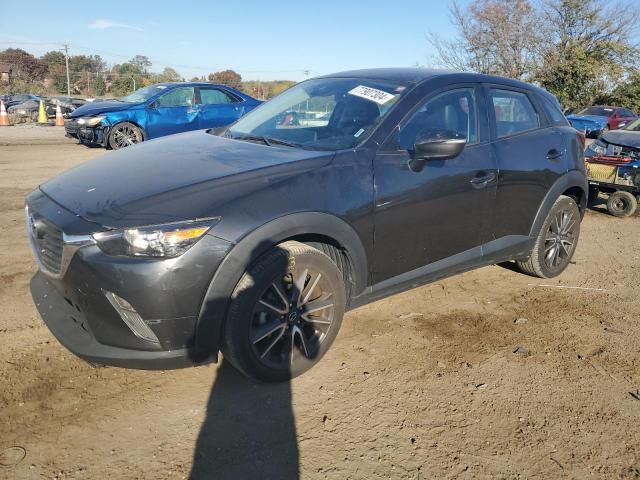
[108, 122, 143, 150]
[222, 241, 346, 382]
[606, 191, 637, 217]
[516, 195, 580, 278]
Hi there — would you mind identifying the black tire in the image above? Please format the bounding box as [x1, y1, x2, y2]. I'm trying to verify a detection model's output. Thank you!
[516, 195, 580, 278]
[606, 191, 638, 217]
[108, 122, 144, 150]
[222, 241, 346, 382]
[587, 185, 600, 207]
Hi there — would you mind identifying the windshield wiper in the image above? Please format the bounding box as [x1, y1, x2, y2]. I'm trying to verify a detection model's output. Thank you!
[234, 135, 301, 148]
[262, 136, 301, 148]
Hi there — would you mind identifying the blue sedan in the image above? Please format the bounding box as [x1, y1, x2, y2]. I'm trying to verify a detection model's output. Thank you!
[65, 82, 261, 149]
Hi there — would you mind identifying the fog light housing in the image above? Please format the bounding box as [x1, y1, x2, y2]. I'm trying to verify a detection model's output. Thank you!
[104, 291, 160, 344]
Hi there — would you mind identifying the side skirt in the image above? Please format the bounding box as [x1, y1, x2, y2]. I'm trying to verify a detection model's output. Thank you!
[349, 235, 533, 309]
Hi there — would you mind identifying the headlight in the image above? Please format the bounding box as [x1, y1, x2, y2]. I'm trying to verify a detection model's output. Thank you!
[589, 139, 607, 155]
[77, 116, 105, 127]
[92, 218, 221, 258]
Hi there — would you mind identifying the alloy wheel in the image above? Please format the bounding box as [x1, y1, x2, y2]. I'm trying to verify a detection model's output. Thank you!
[543, 207, 577, 269]
[249, 267, 336, 370]
[111, 124, 142, 149]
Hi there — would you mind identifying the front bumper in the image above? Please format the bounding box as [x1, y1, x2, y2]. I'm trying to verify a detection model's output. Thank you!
[27, 190, 233, 369]
[569, 121, 605, 138]
[31, 272, 198, 369]
[65, 119, 109, 146]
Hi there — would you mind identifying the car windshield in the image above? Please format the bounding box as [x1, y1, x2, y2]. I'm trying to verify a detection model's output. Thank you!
[119, 85, 168, 103]
[578, 106, 614, 117]
[225, 78, 406, 150]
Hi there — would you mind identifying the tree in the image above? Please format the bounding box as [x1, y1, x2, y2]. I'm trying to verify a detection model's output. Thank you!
[41, 51, 107, 95]
[429, 0, 640, 111]
[241, 80, 295, 99]
[41, 50, 66, 66]
[535, 0, 640, 110]
[109, 63, 147, 96]
[149, 67, 182, 83]
[128, 55, 152, 73]
[429, 0, 540, 79]
[599, 72, 640, 112]
[0, 48, 48, 81]
[208, 69, 242, 86]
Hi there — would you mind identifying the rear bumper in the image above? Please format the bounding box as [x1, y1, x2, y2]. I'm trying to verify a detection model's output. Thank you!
[31, 272, 202, 369]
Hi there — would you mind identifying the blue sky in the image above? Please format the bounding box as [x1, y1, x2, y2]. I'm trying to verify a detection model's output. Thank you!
[0, 0, 470, 81]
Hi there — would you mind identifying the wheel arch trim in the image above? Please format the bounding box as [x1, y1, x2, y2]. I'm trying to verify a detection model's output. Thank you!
[529, 170, 588, 238]
[193, 212, 368, 357]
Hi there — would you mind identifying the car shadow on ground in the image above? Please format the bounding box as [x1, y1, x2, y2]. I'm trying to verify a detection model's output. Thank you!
[189, 361, 299, 479]
[187, 240, 300, 479]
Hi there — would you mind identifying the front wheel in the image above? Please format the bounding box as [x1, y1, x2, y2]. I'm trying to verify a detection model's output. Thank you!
[108, 122, 143, 150]
[222, 241, 346, 382]
[516, 195, 581, 278]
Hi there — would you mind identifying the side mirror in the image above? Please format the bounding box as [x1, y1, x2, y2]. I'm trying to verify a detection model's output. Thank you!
[409, 130, 466, 172]
[147, 101, 157, 109]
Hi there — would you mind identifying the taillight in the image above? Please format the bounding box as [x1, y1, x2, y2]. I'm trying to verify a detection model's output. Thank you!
[576, 130, 586, 149]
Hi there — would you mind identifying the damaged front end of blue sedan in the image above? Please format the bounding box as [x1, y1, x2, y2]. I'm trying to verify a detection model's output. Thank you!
[65, 82, 261, 150]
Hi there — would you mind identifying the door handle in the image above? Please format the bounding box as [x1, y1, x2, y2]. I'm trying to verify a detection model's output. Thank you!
[546, 148, 565, 161]
[470, 172, 496, 189]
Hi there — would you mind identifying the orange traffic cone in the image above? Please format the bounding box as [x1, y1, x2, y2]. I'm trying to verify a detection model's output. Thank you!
[55, 103, 64, 126]
[0, 100, 10, 126]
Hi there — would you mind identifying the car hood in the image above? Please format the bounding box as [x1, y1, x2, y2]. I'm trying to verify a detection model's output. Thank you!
[600, 129, 640, 148]
[566, 114, 609, 125]
[69, 100, 139, 118]
[40, 130, 334, 228]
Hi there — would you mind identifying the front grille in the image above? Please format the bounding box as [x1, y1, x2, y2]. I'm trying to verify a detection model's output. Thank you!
[27, 208, 64, 274]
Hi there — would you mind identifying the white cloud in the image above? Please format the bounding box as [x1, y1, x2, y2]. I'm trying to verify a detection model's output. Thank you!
[88, 19, 143, 31]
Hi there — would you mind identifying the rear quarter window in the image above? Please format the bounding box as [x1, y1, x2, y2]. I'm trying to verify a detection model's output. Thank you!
[539, 95, 569, 126]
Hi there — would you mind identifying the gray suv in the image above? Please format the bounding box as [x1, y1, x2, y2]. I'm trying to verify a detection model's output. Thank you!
[27, 69, 587, 382]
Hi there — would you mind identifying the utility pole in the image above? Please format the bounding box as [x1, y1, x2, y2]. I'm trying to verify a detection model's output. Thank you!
[62, 43, 71, 96]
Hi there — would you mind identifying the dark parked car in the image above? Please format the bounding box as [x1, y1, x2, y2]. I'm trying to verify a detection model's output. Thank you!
[65, 82, 261, 149]
[4, 93, 40, 108]
[27, 69, 587, 382]
[567, 105, 637, 138]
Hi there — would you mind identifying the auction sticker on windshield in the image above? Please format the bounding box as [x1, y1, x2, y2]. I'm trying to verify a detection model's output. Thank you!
[348, 85, 396, 105]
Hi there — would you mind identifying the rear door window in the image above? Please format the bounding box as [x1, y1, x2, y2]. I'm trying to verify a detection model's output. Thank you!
[490, 89, 539, 138]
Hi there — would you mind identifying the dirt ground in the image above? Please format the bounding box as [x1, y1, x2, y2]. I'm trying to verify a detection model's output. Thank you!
[0, 126, 638, 479]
